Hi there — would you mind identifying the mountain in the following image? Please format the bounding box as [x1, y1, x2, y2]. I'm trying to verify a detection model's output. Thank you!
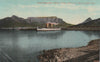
[0, 15, 30, 28]
[67, 18, 100, 30]
[26, 16, 66, 24]
[77, 18, 100, 26]
[0, 15, 71, 28]
[79, 17, 92, 24]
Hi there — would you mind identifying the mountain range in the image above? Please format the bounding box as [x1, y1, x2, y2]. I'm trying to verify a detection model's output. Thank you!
[0, 15, 71, 28]
[0, 15, 99, 29]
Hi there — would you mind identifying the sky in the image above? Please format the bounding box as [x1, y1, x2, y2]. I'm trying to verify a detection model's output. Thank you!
[0, 0, 100, 24]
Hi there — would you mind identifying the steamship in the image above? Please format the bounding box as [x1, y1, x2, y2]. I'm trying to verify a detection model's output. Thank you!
[37, 22, 61, 31]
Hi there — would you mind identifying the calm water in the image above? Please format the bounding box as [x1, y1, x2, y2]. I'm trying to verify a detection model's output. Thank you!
[0, 30, 100, 62]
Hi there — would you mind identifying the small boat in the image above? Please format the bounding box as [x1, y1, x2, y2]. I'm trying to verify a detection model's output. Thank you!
[37, 27, 61, 31]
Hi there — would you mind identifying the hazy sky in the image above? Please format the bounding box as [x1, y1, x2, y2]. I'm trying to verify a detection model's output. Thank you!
[0, 0, 100, 24]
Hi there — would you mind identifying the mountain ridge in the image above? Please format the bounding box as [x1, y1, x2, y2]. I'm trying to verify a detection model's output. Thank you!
[0, 15, 71, 28]
[67, 17, 100, 30]
[78, 17, 92, 25]
[77, 18, 100, 26]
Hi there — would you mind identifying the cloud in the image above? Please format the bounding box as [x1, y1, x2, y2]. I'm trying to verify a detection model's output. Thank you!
[76, 5, 100, 12]
[86, 6, 100, 12]
[19, 4, 100, 12]
[19, 5, 40, 8]
[19, 4, 80, 10]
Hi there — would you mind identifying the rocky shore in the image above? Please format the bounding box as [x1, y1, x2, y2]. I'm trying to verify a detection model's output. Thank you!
[38, 39, 100, 62]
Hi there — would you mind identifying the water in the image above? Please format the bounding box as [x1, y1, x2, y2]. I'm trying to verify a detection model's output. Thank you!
[0, 30, 100, 62]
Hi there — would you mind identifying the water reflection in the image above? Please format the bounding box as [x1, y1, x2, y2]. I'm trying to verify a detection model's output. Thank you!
[0, 30, 65, 39]
[0, 30, 66, 62]
[34, 31, 66, 39]
[82, 31, 100, 37]
[0, 30, 100, 62]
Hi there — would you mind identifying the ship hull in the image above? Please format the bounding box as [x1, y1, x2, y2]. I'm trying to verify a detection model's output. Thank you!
[37, 28, 61, 31]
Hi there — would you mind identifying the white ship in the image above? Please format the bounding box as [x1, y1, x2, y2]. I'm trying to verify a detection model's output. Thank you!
[36, 22, 61, 31]
[37, 28, 61, 31]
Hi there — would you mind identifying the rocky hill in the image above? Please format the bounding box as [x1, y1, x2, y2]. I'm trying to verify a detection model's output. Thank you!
[77, 18, 100, 27]
[79, 17, 92, 24]
[0, 15, 71, 28]
[67, 18, 100, 30]
[0, 15, 30, 28]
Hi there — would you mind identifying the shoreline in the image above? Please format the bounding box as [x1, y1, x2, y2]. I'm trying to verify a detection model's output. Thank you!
[0, 27, 36, 30]
[1, 27, 100, 31]
[62, 27, 100, 31]
[1, 29, 100, 31]
[38, 39, 100, 62]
